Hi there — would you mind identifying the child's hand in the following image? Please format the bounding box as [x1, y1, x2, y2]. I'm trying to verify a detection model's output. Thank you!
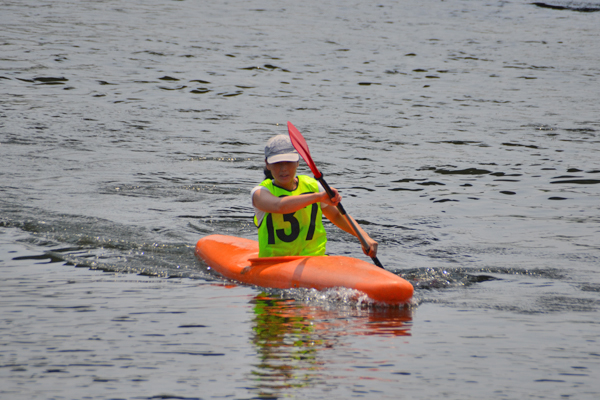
[362, 237, 378, 258]
[321, 187, 341, 207]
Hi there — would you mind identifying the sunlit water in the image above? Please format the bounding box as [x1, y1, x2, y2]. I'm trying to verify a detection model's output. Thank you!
[1, 1, 599, 399]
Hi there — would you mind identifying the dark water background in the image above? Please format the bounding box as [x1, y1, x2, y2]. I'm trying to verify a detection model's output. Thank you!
[1, 0, 599, 399]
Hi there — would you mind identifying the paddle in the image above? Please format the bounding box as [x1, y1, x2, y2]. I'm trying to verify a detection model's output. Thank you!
[287, 121, 385, 269]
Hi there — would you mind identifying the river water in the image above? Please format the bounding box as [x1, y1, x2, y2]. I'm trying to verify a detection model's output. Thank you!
[1, 0, 599, 399]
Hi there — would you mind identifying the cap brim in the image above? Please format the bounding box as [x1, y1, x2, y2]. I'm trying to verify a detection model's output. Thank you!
[266, 153, 300, 164]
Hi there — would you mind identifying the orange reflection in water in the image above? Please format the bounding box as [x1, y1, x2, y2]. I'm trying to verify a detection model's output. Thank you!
[248, 293, 412, 396]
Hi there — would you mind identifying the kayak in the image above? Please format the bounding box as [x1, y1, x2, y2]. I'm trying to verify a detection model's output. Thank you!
[195, 234, 414, 305]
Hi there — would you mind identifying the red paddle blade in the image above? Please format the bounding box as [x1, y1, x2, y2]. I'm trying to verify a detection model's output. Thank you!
[287, 121, 322, 179]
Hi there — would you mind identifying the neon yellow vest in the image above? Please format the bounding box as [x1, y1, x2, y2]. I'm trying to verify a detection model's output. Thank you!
[254, 175, 327, 257]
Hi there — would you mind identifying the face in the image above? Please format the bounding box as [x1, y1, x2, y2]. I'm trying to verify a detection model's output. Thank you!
[266, 161, 299, 190]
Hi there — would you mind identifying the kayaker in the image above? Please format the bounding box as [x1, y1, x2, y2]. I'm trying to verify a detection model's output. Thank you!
[252, 134, 378, 258]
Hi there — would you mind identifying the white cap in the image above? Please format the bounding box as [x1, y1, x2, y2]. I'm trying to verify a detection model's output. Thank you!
[264, 135, 299, 164]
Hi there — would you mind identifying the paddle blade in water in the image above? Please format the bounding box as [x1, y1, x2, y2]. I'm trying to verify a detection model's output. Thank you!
[287, 121, 322, 179]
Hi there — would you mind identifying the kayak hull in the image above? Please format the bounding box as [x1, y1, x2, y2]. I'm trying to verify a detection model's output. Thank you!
[195, 234, 414, 305]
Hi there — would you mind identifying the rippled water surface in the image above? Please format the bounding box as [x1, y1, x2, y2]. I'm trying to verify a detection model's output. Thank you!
[1, 1, 599, 399]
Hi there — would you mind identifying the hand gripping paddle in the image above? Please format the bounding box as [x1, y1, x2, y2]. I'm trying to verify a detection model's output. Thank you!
[287, 121, 384, 269]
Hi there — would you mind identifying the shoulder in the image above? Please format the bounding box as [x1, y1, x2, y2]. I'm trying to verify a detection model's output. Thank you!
[251, 185, 266, 196]
[258, 178, 273, 188]
[297, 175, 319, 191]
[298, 175, 323, 194]
[251, 179, 273, 200]
[252, 179, 273, 194]
[297, 175, 328, 207]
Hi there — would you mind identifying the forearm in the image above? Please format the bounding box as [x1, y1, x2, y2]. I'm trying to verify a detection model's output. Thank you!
[275, 193, 323, 214]
[330, 212, 369, 240]
[254, 190, 325, 214]
[324, 207, 378, 257]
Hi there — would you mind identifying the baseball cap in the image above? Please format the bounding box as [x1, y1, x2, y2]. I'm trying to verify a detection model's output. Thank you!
[264, 135, 299, 164]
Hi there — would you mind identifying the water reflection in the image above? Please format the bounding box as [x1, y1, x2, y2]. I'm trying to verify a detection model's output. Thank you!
[248, 294, 412, 396]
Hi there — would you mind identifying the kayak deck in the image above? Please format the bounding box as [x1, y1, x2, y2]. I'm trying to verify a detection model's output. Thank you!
[195, 234, 414, 305]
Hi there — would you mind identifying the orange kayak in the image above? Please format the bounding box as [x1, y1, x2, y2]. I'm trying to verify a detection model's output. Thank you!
[195, 234, 414, 305]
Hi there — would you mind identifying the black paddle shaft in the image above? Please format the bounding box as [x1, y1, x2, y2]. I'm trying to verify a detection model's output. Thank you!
[316, 176, 384, 269]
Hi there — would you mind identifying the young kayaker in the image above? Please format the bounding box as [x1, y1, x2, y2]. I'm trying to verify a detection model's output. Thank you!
[251, 134, 378, 258]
